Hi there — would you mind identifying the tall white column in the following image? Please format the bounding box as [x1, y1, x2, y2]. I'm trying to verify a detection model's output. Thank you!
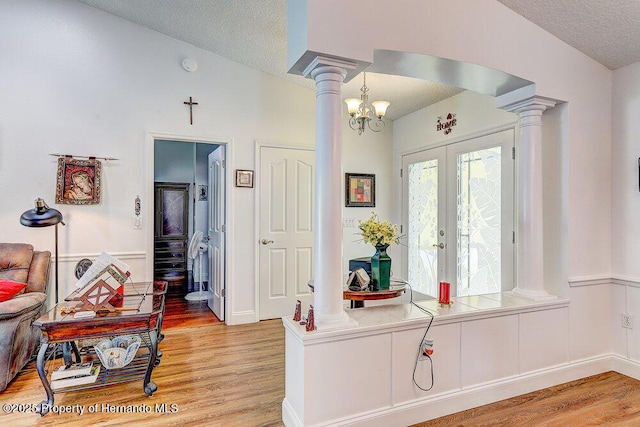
[304, 58, 357, 329]
[502, 96, 556, 300]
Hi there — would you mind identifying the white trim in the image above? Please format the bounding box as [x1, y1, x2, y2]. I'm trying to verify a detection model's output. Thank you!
[226, 310, 258, 326]
[282, 398, 303, 427]
[397, 122, 518, 159]
[282, 297, 570, 345]
[282, 355, 612, 427]
[57, 251, 146, 263]
[568, 276, 640, 288]
[612, 276, 640, 288]
[254, 140, 315, 321]
[145, 131, 234, 323]
[610, 355, 640, 380]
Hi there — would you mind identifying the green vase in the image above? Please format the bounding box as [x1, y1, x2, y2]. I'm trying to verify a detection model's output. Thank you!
[371, 244, 391, 290]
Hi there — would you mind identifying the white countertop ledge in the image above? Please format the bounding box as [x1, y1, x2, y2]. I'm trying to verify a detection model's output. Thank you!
[282, 291, 570, 345]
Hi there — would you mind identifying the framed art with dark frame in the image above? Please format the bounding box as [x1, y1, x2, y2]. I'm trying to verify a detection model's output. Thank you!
[345, 173, 375, 207]
[55, 157, 102, 205]
[235, 169, 254, 188]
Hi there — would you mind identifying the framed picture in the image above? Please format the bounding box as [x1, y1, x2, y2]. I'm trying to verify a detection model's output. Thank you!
[55, 157, 102, 205]
[345, 173, 375, 207]
[235, 169, 254, 188]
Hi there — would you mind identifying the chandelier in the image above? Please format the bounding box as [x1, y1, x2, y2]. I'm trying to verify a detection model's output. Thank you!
[344, 72, 390, 135]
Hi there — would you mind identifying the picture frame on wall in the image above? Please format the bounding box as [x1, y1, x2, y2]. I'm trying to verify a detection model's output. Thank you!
[55, 157, 102, 205]
[345, 173, 375, 207]
[235, 169, 254, 188]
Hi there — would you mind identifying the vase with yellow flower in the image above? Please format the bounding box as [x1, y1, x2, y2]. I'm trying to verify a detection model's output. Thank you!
[358, 213, 399, 290]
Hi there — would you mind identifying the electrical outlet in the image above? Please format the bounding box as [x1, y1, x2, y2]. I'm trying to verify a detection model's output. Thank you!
[622, 313, 633, 329]
[420, 338, 434, 359]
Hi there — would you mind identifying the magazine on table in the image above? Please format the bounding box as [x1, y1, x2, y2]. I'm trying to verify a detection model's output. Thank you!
[65, 252, 130, 301]
[51, 365, 100, 389]
[75, 252, 130, 289]
[51, 362, 93, 381]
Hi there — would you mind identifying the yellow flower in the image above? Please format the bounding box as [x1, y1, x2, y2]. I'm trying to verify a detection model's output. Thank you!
[358, 212, 399, 246]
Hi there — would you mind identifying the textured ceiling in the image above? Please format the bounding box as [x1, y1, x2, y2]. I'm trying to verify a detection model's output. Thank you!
[497, 0, 640, 70]
[77, 0, 638, 120]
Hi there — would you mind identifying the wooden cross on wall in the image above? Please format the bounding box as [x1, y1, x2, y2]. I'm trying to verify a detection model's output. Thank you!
[184, 96, 199, 125]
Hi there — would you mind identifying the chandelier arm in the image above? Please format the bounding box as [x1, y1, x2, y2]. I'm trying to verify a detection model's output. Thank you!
[367, 117, 385, 133]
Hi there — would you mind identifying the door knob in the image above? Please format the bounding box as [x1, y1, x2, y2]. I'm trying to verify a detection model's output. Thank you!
[261, 239, 274, 245]
[432, 243, 445, 249]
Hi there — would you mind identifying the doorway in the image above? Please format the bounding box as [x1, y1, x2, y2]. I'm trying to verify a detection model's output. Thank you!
[257, 144, 315, 320]
[401, 128, 515, 298]
[149, 135, 228, 323]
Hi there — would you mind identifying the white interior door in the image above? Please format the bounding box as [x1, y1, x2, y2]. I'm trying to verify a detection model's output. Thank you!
[403, 129, 514, 298]
[259, 146, 314, 320]
[207, 146, 225, 321]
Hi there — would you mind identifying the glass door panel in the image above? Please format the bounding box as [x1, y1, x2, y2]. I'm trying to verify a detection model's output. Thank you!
[408, 159, 439, 296]
[456, 146, 502, 296]
[403, 147, 446, 298]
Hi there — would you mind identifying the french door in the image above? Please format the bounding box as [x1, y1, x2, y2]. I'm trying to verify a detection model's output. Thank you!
[402, 129, 515, 298]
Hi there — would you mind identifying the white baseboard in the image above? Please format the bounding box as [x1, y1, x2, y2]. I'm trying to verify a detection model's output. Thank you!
[226, 310, 257, 325]
[282, 398, 303, 427]
[610, 354, 640, 380]
[283, 355, 615, 427]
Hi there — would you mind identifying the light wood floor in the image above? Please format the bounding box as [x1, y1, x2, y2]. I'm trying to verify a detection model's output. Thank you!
[2, 318, 284, 426]
[412, 371, 640, 426]
[4, 302, 640, 426]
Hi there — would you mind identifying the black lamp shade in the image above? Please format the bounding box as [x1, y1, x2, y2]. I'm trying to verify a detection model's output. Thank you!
[20, 198, 63, 227]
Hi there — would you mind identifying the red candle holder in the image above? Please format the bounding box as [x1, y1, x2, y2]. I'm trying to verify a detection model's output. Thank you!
[438, 281, 451, 306]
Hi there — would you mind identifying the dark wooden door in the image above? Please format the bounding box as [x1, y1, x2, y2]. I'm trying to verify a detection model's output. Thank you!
[154, 182, 189, 292]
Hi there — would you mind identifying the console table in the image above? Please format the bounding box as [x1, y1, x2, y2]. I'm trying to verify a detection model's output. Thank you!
[343, 284, 406, 308]
[33, 281, 165, 415]
[308, 279, 406, 309]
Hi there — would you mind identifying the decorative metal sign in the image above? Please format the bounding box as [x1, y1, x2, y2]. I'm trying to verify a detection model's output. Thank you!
[436, 113, 457, 135]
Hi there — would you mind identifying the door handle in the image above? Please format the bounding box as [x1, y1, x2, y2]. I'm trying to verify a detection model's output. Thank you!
[432, 243, 445, 249]
[261, 239, 274, 245]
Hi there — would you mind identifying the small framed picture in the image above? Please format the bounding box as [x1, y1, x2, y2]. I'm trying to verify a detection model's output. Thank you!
[345, 173, 375, 207]
[235, 169, 254, 188]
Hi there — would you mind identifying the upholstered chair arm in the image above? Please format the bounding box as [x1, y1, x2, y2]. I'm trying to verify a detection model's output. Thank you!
[25, 251, 51, 294]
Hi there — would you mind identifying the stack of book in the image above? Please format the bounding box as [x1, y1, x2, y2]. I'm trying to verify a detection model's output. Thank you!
[51, 362, 100, 389]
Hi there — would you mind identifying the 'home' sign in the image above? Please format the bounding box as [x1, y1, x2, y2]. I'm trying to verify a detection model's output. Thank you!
[436, 113, 457, 135]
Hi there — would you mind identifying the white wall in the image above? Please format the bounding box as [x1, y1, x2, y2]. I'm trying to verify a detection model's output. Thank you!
[612, 61, 640, 279]
[611, 61, 640, 363]
[0, 0, 394, 322]
[342, 121, 395, 271]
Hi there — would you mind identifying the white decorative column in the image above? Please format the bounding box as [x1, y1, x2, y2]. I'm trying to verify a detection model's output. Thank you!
[304, 57, 357, 329]
[501, 96, 556, 300]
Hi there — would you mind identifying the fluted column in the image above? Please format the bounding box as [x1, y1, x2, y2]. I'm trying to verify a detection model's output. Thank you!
[304, 57, 357, 329]
[501, 96, 556, 300]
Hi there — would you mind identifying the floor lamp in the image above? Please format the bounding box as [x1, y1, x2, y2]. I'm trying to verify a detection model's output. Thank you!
[20, 198, 65, 304]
